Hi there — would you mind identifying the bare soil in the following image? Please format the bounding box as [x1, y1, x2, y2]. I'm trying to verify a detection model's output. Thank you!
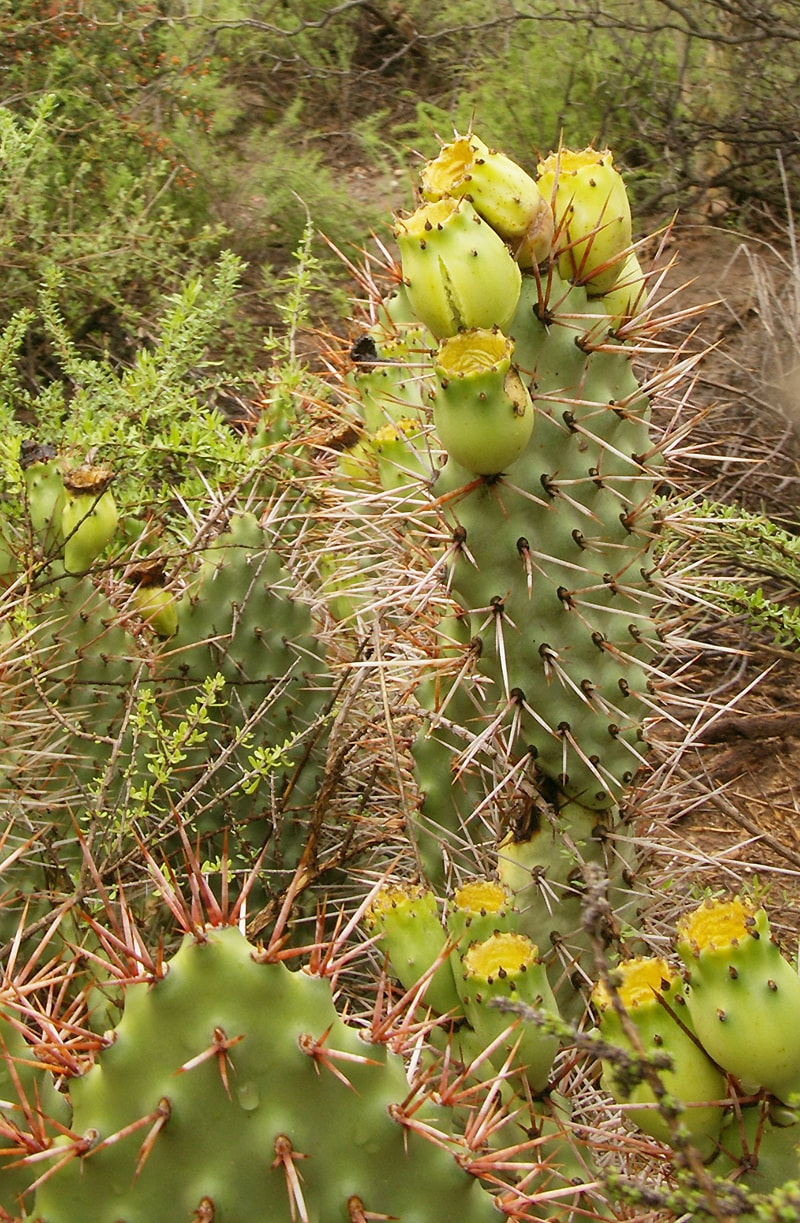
[638, 221, 800, 946]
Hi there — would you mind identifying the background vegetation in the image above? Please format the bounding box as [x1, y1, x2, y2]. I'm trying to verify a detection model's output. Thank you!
[3, 0, 799, 384]
[2, 4, 800, 1218]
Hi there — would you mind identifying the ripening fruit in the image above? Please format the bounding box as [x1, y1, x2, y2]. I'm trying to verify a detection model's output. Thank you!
[537, 147, 632, 295]
[431, 328, 533, 475]
[130, 575, 178, 638]
[420, 131, 553, 266]
[61, 465, 119, 573]
[676, 896, 800, 1104]
[394, 198, 522, 338]
[592, 956, 726, 1159]
[457, 931, 560, 1092]
[366, 883, 462, 1016]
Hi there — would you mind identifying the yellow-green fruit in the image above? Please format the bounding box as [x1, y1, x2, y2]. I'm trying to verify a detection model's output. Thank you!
[592, 956, 726, 1160]
[373, 419, 430, 491]
[676, 897, 800, 1104]
[457, 931, 560, 1092]
[447, 879, 518, 993]
[394, 198, 522, 338]
[537, 147, 632, 295]
[420, 132, 553, 265]
[131, 582, 178, 638]
[432, 328, 533, 475]
[602, 251, 647, 327]
[61, 466, 118, 573]
[366, 883, 462, 1016]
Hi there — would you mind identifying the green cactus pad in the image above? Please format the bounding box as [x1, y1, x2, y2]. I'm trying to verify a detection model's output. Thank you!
[27, 926, 497, 1222]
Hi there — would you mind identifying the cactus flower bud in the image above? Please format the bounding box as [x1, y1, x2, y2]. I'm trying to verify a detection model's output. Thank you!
[420, 132, 553, 266]
[394, 198, 521, 338]
[537, 147, 632, 295]
[432, 328, 533, 475]
[592, 956, 726, 1159]
[457, 931, 560, 1092]
[676, 896, 800, 1104]
[366, 883, 462, 1016]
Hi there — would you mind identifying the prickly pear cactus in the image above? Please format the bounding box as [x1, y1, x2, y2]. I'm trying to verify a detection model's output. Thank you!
[338, 131, 665, 994]
[676, 896, 800, 1103]
[0, 454, 335, 934]
[589, 894, 800, 1214]
[24, 924, 497, 1223]
[591, 955, 726, 1159]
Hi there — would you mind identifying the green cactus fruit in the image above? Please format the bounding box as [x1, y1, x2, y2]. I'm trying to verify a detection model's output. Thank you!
[27, 925, 496, 1223]
[537, 148, 632, 295]
[20, 440, 66, 554]
[591, 956, 726, 1159]
[349, 327, 434, 436]
[373, 419, 431, 491]
[446, 878, 517, 994]
[366, 883, 462, 1016]
[420, 131, 553, 266]
[431, 328, 533, 475]
[127, 560, 178, 638]
[394, 197, 522, 338]
[447, 878, 517, 948]
[602, 250, 647, 327]
[456, 930, 560, 1092]
[676, 897, 800, 1104]
[61, 464, 119, 573]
